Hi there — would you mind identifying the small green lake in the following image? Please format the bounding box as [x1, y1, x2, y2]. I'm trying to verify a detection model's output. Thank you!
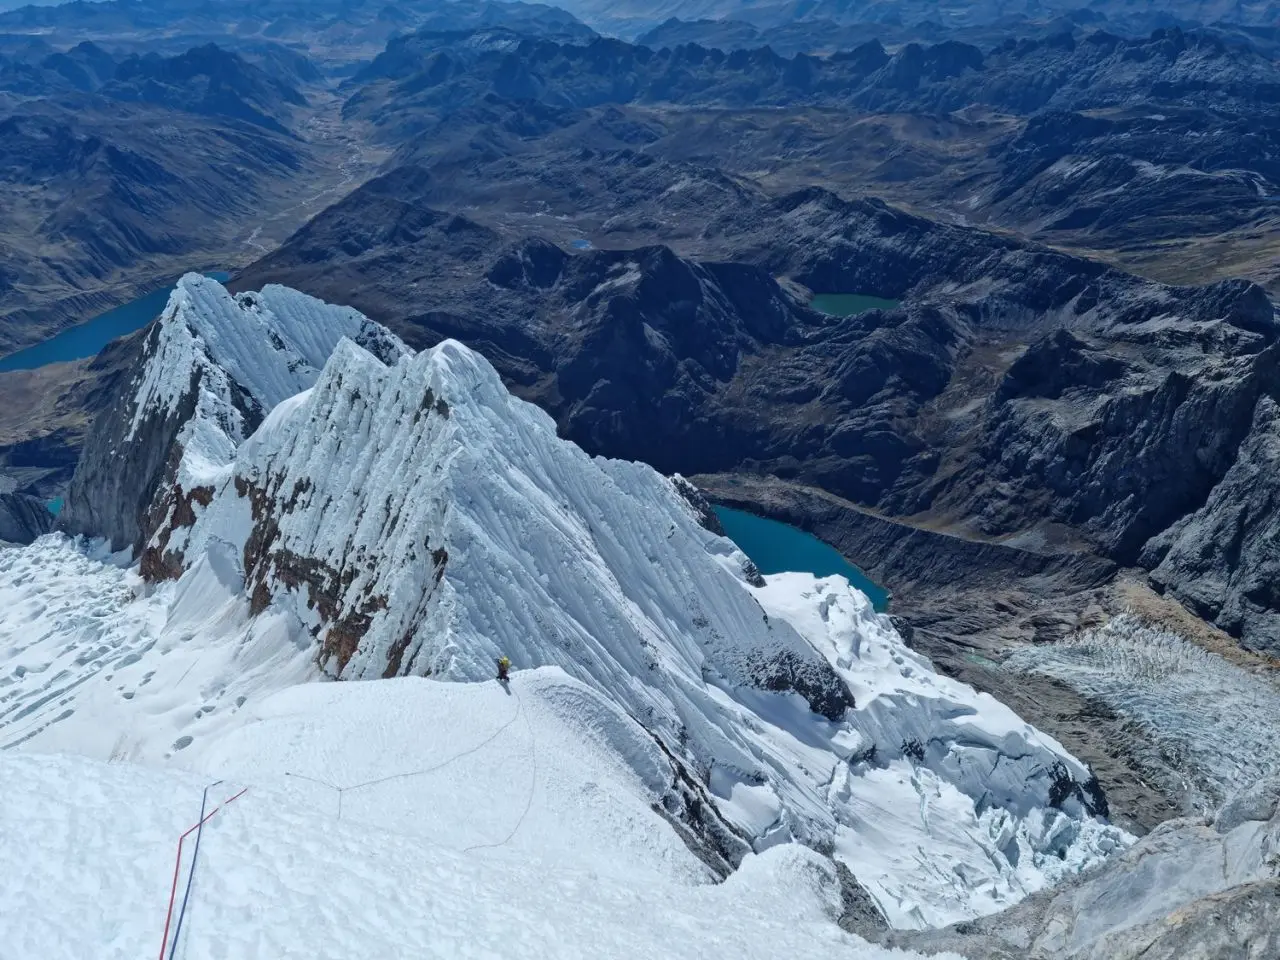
[0, 271, 231, 373]
[714, 506, 890, 611]
[810, 293, 900, 318]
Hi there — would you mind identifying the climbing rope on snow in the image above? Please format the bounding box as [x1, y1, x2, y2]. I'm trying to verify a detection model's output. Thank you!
[463, 685, 537, 854]
[147, 680, 534, 960]
[284, 682, 525, 818]
[283, 771, 346, 819]
[157, 782, 247, 960]
[166, 781, 216, 960]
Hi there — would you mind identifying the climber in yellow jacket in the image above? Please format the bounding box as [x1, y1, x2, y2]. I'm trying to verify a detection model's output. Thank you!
[496, 655, 511, 682]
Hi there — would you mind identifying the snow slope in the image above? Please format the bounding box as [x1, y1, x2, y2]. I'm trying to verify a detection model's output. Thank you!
[188, 669, 710, 884]
[0, 535, 315, 760]
[4, 277, 1130, 935]
[1, 746, 958, 960]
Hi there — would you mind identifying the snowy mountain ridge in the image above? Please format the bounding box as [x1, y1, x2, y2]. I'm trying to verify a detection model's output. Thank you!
[58, 274, 409, 568]
[20, 277, 1130, 934]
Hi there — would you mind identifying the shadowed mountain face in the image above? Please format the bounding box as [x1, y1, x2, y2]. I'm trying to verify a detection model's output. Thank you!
[105, 43, 309, 133]
[0, 0, 598, 71]
[2, 40, 309, 129]
[635, 13, 1114, 56]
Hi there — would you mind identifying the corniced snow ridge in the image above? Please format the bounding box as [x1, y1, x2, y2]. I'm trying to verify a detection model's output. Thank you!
[40, 277, 1131, 928]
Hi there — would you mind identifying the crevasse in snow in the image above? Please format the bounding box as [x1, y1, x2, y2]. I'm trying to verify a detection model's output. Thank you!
[5, 277, 1130, 931]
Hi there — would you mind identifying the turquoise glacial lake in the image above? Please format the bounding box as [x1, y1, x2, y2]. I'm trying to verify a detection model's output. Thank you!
[714, 506, 889, 611]
[810, 293, 900, 318]
[0, 272, 231, 373]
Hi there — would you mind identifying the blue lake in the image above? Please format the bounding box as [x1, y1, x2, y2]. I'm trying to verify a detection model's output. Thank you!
[810, 293, 900, 318]
[714, 506, 890, 611]
[0, 271, 231, 373]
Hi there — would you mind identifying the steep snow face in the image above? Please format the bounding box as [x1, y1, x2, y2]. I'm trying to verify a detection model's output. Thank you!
[20, 282, 1131, 930]
[57, 274, 409, 563]
[756, 574, 1126, 926]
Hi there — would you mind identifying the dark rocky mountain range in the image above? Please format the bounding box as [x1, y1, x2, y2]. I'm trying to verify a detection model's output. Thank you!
[635, 13, 1109, 56]
[232, 155, 1280, 659]
[346, 26, 1280, 121]
[638, 9, 1280, 55]
[539, 0, 1280, 41]
[339, 25, 1280, 293]
[0, 0, 597, 72]
[105, 43, 309, 133]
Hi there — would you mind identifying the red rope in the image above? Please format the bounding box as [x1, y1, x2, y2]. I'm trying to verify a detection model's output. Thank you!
[157, 788, 248, 960]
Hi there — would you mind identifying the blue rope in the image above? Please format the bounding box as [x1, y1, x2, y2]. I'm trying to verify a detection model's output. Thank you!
[168, 780, 221, 960]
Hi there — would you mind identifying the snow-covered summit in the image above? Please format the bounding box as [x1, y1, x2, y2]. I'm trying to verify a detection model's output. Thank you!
[127, 274, 407, 475]
[27, 281, 1131, 930]
[58, 274, 408, 565]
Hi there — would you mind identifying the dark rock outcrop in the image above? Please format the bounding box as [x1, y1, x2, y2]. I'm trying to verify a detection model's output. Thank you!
[1144, 396, 1280, 654]
[57, 321, 198, 553]
[0, 492, 53, 544]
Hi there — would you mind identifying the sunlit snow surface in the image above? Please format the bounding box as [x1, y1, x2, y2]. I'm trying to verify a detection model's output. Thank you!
[1, 746, 959, 960]
[0, 277, 1131, 942]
